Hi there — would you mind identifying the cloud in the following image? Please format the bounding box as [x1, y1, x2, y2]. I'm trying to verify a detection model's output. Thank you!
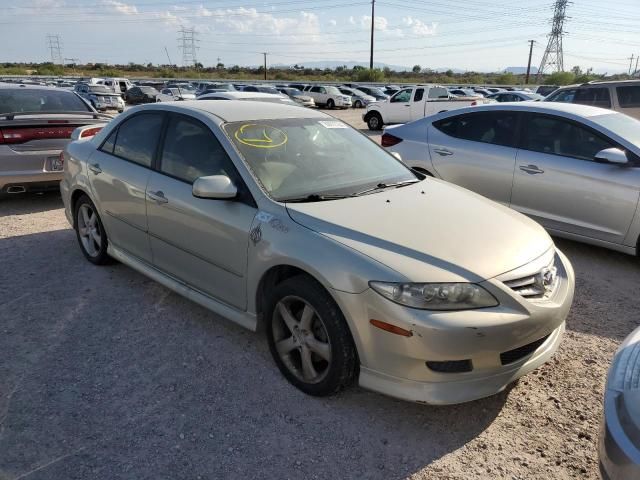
[329, 19, 337, 26]
[102, 0, 138, 15]
[402, 16, 437, 36]
[348, 16, 356, 25]
[361, 15, 404, 37]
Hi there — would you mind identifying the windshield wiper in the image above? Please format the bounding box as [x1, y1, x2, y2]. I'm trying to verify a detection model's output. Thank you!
[280, 193, 356, 203]
[354, 179, 421, 196]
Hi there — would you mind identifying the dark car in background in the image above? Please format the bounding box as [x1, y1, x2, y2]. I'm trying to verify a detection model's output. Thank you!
[0, 85, 109, 196]
[124, 85, 158, 105]
[355, 86, 389, 101]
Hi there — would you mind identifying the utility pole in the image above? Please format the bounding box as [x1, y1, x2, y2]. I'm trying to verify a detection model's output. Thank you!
[262, 52, 268, 80]
[628, 54, 635, 75]
[369, 0, 375, 70]
[525, 40, 535, 84]
[46, 34, 63, 65]
[537, 0, 569, 81]
[634, 55, 639, 76]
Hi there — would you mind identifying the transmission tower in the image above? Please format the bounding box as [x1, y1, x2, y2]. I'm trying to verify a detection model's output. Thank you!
[178, 27, 199, 67]
[46, 34, 63, 65]
[537, 0, 569, 80]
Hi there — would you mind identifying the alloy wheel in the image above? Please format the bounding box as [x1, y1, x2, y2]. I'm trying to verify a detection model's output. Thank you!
[272, 296, 332, 384]
[77, 203, 102, 257]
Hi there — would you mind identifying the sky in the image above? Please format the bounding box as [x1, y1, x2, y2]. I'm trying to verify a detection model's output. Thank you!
[2, 0, 640, 73]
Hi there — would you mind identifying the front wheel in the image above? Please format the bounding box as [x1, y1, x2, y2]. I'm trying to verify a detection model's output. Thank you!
[326, 99, 335, 109]
[266, 276, 358, 396]
[354, 99, 363, 108]
[74, 195, 112, 265]
[366, 112, 383, 131]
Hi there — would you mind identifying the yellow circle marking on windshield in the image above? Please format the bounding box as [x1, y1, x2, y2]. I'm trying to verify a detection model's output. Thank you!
[235, 123, 288, 149]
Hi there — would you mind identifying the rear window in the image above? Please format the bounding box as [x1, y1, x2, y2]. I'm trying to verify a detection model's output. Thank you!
[617, 86, 640, 108]
[574, 88, 611, 109]
[0, 89, 92, 114]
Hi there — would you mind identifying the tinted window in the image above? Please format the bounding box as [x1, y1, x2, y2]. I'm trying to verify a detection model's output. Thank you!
[101, 129, 117, 154]
[414, 88, 424, 102]
[311, 86, 321, 93]
[429, 87, 449, 99]
[0, 89, 92, 114]
[574, 88, 611, 108]
[547, 89, 576, 103]
[244, 86, 258, 92]
[522, 115, 613, 161]
[433, 112, 518, 147]
[392, 89, 411, 103]
[160, 115, 234, 183]
[617, 86, 640, 108]
[113, 113, 164, 167]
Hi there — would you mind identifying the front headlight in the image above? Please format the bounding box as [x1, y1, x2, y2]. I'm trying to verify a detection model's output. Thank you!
[369, 281, 499, 310]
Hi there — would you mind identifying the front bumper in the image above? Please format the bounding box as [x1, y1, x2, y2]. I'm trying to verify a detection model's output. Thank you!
[332, 248, 575, 404]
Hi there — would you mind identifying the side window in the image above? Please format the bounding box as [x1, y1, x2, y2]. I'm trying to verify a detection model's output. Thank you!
[617, 86, 640, 108]
[428, 87, 449, 99]
[160, 115, 235, 184]
[574, 88, 611, 108]
[319, 87, 326, 94]
[521, 115, 613, 161]
[414, 88, 424, 102]
[311, 86, 321, 93]
[391, 89, 411, 103]
[433, 112, 518, 147]
[547, 89, 576, 103]
[100, 128, 117, 154]
[113, 113, 164, 167]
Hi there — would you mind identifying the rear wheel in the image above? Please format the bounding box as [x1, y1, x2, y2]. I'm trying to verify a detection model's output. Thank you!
[354, 99, 363, 108]
[326, 99, 335, 109]
[367, 112, 383, 131]
[266, 276, 358, 396]
[74, 195, 112, 265]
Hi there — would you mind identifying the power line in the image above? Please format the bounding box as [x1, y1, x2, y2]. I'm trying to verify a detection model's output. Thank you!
[537, 0, 569, 80]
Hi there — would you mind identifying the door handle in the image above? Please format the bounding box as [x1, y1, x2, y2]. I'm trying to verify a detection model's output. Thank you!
[147, 190, 168, 204]
[89, 163, 102, 174]
[433, 148, 453, 156]
[519, 164, 545, 174]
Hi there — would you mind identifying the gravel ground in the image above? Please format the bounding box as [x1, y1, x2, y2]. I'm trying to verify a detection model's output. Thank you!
[1, 108, 638, 480]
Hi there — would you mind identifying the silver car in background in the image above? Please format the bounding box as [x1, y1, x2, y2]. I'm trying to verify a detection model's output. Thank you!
[0, 85, 109, 196]
[599, 326, 640, 480]
[383, 103, 640, 255]
[61, 101, 574, 404]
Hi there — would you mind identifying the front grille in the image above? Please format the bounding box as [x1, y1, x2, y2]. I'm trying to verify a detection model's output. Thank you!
[504, 257, 559, 300]
[500, 334, 550, 365]
[426, 359, 473, 373]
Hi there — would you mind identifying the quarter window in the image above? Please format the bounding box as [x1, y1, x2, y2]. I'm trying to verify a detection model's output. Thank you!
[433, 112, 518, 147]
[160, 115, 235, 184]
[112, 113, 164, 167]
[521, 115, 613, 161]
[547, 89, 576, 103]
[414, 88, 424, 102]
[617, 86, 640, 108]
[573, 88, 611, 109]
[100, 129, 117, 154]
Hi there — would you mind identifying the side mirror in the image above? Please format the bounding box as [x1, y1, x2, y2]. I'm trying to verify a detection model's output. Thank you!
[192, 175, 237, 199]
[595, 148, 628, 165]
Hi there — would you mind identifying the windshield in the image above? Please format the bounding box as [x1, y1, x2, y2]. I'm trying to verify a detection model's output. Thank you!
[260, 87, 280, 94]
[523, 93, 545, 101]
[326, 86, 341, 95]
[89, 86, 112, 94]
[0, 89, 92, 114]
[139, 86, 157, 93]
[224, 118, 416, 201]
[593, 113, 640, 146]
[286, 88, 303, 95]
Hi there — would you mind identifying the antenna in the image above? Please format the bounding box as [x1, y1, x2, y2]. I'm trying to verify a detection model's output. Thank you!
[178, 26, 200, 67]
[536, 0, 570, 80]
[46, 34, 63, 65]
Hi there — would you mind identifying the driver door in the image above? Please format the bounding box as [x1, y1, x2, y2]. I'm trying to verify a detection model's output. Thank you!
[386, 89, 412, 123]
[511, 113, 640, 244]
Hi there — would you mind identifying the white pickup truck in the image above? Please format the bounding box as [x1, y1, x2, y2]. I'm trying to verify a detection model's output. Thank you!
[363, 85, 492, 130]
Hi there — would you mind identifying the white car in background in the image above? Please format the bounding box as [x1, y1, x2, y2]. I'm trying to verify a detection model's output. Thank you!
[197, 91, 296, 105]
[303, 85, 352, 109]
[155, 88, 197, 102]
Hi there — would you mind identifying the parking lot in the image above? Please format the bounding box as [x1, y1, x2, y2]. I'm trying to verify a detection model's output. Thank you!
[0, 107, 638, 480]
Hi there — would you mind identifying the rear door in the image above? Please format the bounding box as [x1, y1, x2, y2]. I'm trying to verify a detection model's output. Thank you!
[511, 113, 640, 244]
[88, 111, 165, 262]
[410, 88, 425, 121]
[615, 84, 640, 120]
[428, 110, 519, 205]
[145, 113, 257, 309]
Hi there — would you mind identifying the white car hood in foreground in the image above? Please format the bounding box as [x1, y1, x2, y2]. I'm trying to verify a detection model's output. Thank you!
[286, 179, 552, 283]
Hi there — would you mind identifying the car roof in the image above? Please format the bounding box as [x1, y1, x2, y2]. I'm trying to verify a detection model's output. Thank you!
[151, 99, 328, 122]
[199, 91, 282, 100]
[0, 84, 67, 91]
[440, 101, 617, 118]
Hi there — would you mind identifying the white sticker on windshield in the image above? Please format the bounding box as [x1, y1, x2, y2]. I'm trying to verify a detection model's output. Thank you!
[319, 120, 348, 129]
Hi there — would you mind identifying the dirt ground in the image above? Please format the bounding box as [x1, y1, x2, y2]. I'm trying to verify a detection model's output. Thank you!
[1, 108, 638, 480]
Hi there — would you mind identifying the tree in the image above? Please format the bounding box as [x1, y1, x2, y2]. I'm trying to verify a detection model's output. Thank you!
[412, 65, 421, 73]
[445, 69, 454, 77]
[194, 62, 203, 69]
[216, 62, 224, 69]
[495, 72, 515, 85]
[356, 68, 385, 82]
[546, 71, 576, 85]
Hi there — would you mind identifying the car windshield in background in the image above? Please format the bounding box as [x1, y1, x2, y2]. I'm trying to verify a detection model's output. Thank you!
[524, 93, 545, 101]
[89, 86, 112, 94]
[0, 89, 92, 114]
[286, 88, 303, 95]
[352, 89, 368, 96]
[593, 113, 640, 146]
[140, 86, 158, 93]
[326, 86, 341, 95]
[260, 87, 280, 94]
[224, 118, 416, 201]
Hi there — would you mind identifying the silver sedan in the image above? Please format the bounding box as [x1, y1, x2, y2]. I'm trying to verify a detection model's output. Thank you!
[383, 102, 640, 255]
[61, 101, 574, 404]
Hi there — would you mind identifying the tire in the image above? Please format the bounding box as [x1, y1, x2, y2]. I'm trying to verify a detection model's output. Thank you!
[266, 276, 358, 396]
[74, 195, 112, 265]
[326, 99, 335, 109]
[367, 112, 383, 131]
[354, 100, 363, 108]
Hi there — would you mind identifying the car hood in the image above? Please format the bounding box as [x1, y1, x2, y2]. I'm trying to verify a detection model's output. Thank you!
[286, 179, 553, 283]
